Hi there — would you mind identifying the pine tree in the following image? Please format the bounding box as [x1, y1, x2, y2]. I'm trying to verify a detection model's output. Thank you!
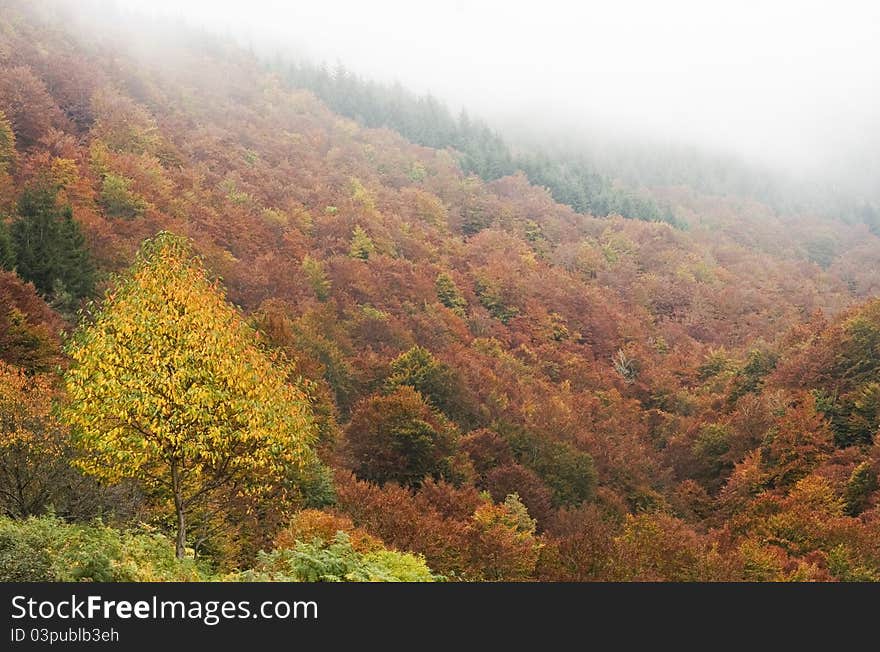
[301, 255, 331, 300]
[0, 219, 14, 271]
[11, 184, 95, 303]
[349, 224, 375, 260]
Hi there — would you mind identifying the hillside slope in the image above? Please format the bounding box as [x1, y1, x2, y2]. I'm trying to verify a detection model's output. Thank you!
[2, 0, 880, 580]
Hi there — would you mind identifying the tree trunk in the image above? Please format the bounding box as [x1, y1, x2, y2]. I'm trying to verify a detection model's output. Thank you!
[171, 461, 186, 559]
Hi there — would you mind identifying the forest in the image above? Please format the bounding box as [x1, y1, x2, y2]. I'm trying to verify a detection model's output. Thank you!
[2, 0, 880, 582]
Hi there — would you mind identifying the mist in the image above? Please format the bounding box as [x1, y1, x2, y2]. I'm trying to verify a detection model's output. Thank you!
[114, 0, 880, 193]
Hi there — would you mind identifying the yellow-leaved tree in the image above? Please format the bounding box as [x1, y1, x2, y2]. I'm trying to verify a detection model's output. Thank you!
[63, 232, 318, 558]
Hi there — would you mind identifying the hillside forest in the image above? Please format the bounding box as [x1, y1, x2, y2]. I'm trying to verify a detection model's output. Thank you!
[2, 0, 880, 581]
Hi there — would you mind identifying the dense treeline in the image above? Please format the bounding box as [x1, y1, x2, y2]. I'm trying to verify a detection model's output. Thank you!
[282, 61, 678, 225]
[508, 128, 880, 232]
[2, 0, 880, 581]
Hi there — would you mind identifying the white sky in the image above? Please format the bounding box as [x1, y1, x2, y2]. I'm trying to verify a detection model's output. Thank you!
[116, 0, 880, 176]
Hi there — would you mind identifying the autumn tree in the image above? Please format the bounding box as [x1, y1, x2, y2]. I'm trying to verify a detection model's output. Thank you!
[0, 110, 15, 175]
[63, 232, 319, 558]
[345, 386, 459, 487]
[0, 363, 72, 518]
[484, 463, 554, 526]
[844, 461, 877, 516]
[610, 512, 711, 581]
[333, 471, 542, 580]
[90, 87, 159, 155]
[762, 394, 834, 488]
[842, 383, 880, 447]
[0, 271, 63, 372]
[0, 66, 64, 149]
[537, 504, 616, 581]
[460, 428, 514, 475]
[468, 494, 542, 580]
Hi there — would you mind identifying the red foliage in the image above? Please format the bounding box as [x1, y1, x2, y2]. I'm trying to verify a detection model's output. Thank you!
[0, 271, 64, 371]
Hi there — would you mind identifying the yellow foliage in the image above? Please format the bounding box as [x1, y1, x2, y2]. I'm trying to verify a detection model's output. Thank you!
[63, 232, 318, 551]
[50, 157, 79, 189]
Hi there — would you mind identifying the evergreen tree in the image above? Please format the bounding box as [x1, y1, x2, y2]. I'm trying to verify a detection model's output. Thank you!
[349, 224, 375, 260]
[280, 61, 675, 224]
[0, 219, 14, 271]
[10, 183, 95, 302]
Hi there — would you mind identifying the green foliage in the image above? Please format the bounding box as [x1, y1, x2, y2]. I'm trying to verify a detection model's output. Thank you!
[386, 346, 461, 421]
[698, 348, 733, 381]
[843, 383, 880, 446]
[0, 516, 210, 582]
[0, 219, 14, 270]
[349, 224, 375, 260]
[350, 178, 376, 211]
[408, 162, 427, 182]
[690, 424, 733, 491]
[805, 236, 837, 269]
[835, 303, 880, 388]
[0, 110, 14, 175]
[276, 312, 358, 417]
[728, 348, 778, 404]
[10, 183, 95, 302]
[240, 532, 438, 582]
[518, 152, 678, 224]
[491, 493, 536, 535]
[99, 172, 148, 219]
[0, 515, 54, 580]
[435, 272, 467, 316]
[827, 544, 879, 582]
[500, 425, 596, 507]
[808, 303, 880, 446]
[460, 197, 493, 236]
[475, 278, 519, 324]
[0, 516, 440, 582]
[290, 459, 337, 510]
[221, 180, 254, 206]
[844, 462, 877, 516]
[301, 255, 331, 300]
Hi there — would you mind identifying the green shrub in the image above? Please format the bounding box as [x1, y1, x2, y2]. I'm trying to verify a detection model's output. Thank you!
[99, 173, 148, 219]
[0, 516, 210, 581]
[238, 532, 439, 582]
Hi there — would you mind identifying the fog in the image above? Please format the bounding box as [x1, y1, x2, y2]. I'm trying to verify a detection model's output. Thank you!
[116, 0, 880, 190]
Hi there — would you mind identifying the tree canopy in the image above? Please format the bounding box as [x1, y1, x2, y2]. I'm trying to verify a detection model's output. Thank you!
[63, 232, 319, 557]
